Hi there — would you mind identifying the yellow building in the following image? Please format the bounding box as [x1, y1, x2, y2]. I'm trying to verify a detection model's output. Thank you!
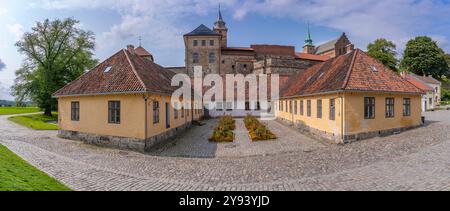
[54, 45, 204, 152]
[277, 49, 424, 143]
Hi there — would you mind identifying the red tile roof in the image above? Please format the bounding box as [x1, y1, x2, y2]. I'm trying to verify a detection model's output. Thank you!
[281, 49, 424, 98]
[403, 73, 433, 92]
[409, 73, 442, 85]
[134, 46, 152, 57]
[295, 52, 329, 62]
[53, 49, 176, 97]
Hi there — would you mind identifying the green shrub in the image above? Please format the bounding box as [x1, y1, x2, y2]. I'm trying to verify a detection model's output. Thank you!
[442, 87, 450, 102]
[209, 116, 235, 142]
[244, 115, 277, 141]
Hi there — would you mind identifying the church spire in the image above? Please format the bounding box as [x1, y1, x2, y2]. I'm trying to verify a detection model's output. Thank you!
[219, 4, 223, 21]
[214, 3, 227, 29]
[304, 22, 314, 47]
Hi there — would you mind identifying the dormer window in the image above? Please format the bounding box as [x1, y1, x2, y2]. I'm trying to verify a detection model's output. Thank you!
[370, 66, 378, 72]
[104, 66, 112, 73]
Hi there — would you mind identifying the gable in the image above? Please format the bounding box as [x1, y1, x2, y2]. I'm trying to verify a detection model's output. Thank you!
[53, 50, 146, 97]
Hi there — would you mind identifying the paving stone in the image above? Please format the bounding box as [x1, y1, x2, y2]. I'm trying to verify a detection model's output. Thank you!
[1, 111, 450, 191]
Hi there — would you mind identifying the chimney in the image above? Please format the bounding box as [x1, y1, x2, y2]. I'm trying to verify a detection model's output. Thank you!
[400, 71, 407, 79]
[345, 44, 354, 54]
[127, 45, 135, 54]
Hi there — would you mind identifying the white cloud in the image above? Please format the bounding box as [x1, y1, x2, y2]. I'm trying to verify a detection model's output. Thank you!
[35, 0, 450, 57]
[7, 23, 24, 42]
[0, 81, 12, 100]
[227, 0, 450, 52]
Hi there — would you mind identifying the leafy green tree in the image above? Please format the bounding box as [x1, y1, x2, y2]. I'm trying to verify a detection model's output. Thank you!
[12, 18, 97, 116]
[400, 36, 448, 78]
[367, 38, 398, 71]
[446, 54, 450, 77]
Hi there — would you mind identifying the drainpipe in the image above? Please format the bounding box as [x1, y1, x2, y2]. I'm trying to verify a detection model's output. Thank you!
[341, 95, 345, 143]
[144, 95, 148, 141]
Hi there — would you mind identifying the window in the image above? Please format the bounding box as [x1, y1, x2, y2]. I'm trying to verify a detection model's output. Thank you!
[226, 102, 233, 111]
[181, 106, 185, 118]
[153, 101, 160, 124]
[317, 99, 322, 119]
[403, 98, 411, 117]
[364, 97, 376, 119]
[329, 99, 336, 121]
[307, 100, 312, 117]
[370, 66, 378, 72]
[300, 100, 304, 116]
[289, 101, 293, 114]
[71, 102, 80, 121]
[294, 101, 298, 115]
[104, 66, 112, 73]
[193, 40, 198, 46]
[256, 102, 261, 111]
[209, 53, 216, 63]
[210, 40, 214, 46]
[285, 101, 288, 113]
[216, 102, 223, 111]
[201, 40, 206, 46]
[192, 53, 200, 63]
[108, 101, 120, 124]
[385, 98, 395, 118]
[245, 102, 250, 111]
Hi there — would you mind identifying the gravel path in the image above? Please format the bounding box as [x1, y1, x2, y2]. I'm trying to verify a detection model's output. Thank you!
[1, 111, 450, 191]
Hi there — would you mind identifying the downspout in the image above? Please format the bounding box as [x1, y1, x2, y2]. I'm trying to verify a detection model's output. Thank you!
[341, 94, 345, 143]
[144, 95, 148, 142]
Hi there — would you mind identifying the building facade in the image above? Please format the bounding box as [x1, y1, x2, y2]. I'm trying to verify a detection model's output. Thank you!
[180, 9, 334, 77]
[54, 46, 204, 152]
[402, 72, 442, 111]
[277, 49, 424, 143]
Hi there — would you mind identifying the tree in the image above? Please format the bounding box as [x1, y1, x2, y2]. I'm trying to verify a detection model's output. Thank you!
[367, 38, 399, 71]
[12, 18, 97, 116]
[446, 54, 450, 77]
[400, 36, 448, 79]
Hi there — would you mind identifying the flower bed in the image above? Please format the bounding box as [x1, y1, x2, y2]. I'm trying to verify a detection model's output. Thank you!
[209, 116, 236, 142]
[244, 115, 277, 141]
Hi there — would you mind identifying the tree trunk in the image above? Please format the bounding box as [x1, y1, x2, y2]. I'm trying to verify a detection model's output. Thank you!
[44, 107, 52, 116]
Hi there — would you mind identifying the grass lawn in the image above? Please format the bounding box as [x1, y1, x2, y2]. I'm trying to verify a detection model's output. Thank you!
[0, 144, 71, 191]
[0, 107, 41, 115]
[8, 113, 59, 130]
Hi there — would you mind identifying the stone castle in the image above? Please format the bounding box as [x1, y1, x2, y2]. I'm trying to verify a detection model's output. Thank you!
[166, 8, 355, 76]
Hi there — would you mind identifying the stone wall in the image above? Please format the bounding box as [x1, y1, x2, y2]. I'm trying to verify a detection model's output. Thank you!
[254, 58, 321, 75]
[59, 122, 192, 153]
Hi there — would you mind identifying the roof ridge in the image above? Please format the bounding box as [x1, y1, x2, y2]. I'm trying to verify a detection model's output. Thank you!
[123, 49, 148, 92]
[342, 49, 359, 90]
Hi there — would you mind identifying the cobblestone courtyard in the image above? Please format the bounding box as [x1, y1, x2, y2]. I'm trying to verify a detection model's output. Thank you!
[1, 110, 450, 191]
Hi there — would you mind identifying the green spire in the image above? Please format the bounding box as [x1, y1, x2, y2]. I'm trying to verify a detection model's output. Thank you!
[304, 23, 314, 47]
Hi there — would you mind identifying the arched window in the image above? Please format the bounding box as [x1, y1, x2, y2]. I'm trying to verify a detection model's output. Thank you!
[192, 53, 199, 63]
[209, 53, 216, 63]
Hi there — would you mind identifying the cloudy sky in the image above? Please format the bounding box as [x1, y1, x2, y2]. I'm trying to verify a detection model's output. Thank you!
[0, 0, 449, 100]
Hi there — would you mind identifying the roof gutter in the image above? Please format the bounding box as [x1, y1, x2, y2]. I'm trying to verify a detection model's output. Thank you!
[280, 89, 423, 100]
[53, 90, 174, 98]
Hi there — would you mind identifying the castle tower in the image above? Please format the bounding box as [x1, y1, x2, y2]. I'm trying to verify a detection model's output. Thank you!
[303, 23, 315, 54]
[213, 4, 228, 48]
